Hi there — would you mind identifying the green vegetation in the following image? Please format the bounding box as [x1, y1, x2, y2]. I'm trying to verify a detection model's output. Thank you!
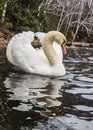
[0, 0, 43, 32]
[0, 0, 93, 42]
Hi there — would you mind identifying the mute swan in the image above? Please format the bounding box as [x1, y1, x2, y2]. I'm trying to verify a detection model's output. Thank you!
[6, 31, 67, 76]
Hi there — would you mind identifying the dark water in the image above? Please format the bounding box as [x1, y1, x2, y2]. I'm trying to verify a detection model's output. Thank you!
[0, 46, 93, 130]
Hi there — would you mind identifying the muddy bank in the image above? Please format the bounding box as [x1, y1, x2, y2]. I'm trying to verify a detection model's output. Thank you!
[0, 29, 15, 63]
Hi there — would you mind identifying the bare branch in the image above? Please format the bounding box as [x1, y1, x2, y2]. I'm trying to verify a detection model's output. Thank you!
[39, 0, 93, 41]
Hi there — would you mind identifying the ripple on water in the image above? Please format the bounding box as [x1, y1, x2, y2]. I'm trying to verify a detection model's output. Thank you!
[73, 105, 93, 112]
[88, 57, 93, 62]
[33, 114, 93, 130]
[75, 76, 93, 83]
[4, 73, 64, 111]
[82, 95, 93, 100]
[66, 87, 93, 94]
[0, 46, 93, 130]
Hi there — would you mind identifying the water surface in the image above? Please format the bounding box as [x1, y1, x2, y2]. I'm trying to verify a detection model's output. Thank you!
[0, 46, 93, 130]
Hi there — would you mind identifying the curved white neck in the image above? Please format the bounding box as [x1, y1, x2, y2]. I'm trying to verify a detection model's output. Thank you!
[42, 37, 60, 66]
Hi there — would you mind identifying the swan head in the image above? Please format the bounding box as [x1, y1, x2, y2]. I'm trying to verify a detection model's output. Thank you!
[54, 31, 67, 54]
[42, 31, 67, 56]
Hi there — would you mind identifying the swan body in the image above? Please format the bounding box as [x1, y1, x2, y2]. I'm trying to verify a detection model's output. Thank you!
[6, 31, 66, 76]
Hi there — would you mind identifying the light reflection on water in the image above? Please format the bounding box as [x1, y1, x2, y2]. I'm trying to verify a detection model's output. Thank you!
[5, 73, 64, 110]
[0, 46, 93, 130]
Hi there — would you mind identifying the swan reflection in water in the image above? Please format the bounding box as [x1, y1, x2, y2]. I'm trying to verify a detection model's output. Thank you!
[4, 73, 64, 113]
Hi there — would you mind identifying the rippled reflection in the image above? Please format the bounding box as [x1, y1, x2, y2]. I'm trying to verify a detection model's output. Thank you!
[4, 73, 64, 113]
[33, 114, 93, 130]
[0, 46, 93, 130]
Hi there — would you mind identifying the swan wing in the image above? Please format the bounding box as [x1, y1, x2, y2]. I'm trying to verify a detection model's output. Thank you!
[6, 31, 49, 73]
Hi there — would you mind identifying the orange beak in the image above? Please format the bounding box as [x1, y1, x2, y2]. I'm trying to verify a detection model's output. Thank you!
[61, 42, 67, 54]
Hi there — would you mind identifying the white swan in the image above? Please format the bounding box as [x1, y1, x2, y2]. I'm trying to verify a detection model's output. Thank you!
[6, 31, 67, 76]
